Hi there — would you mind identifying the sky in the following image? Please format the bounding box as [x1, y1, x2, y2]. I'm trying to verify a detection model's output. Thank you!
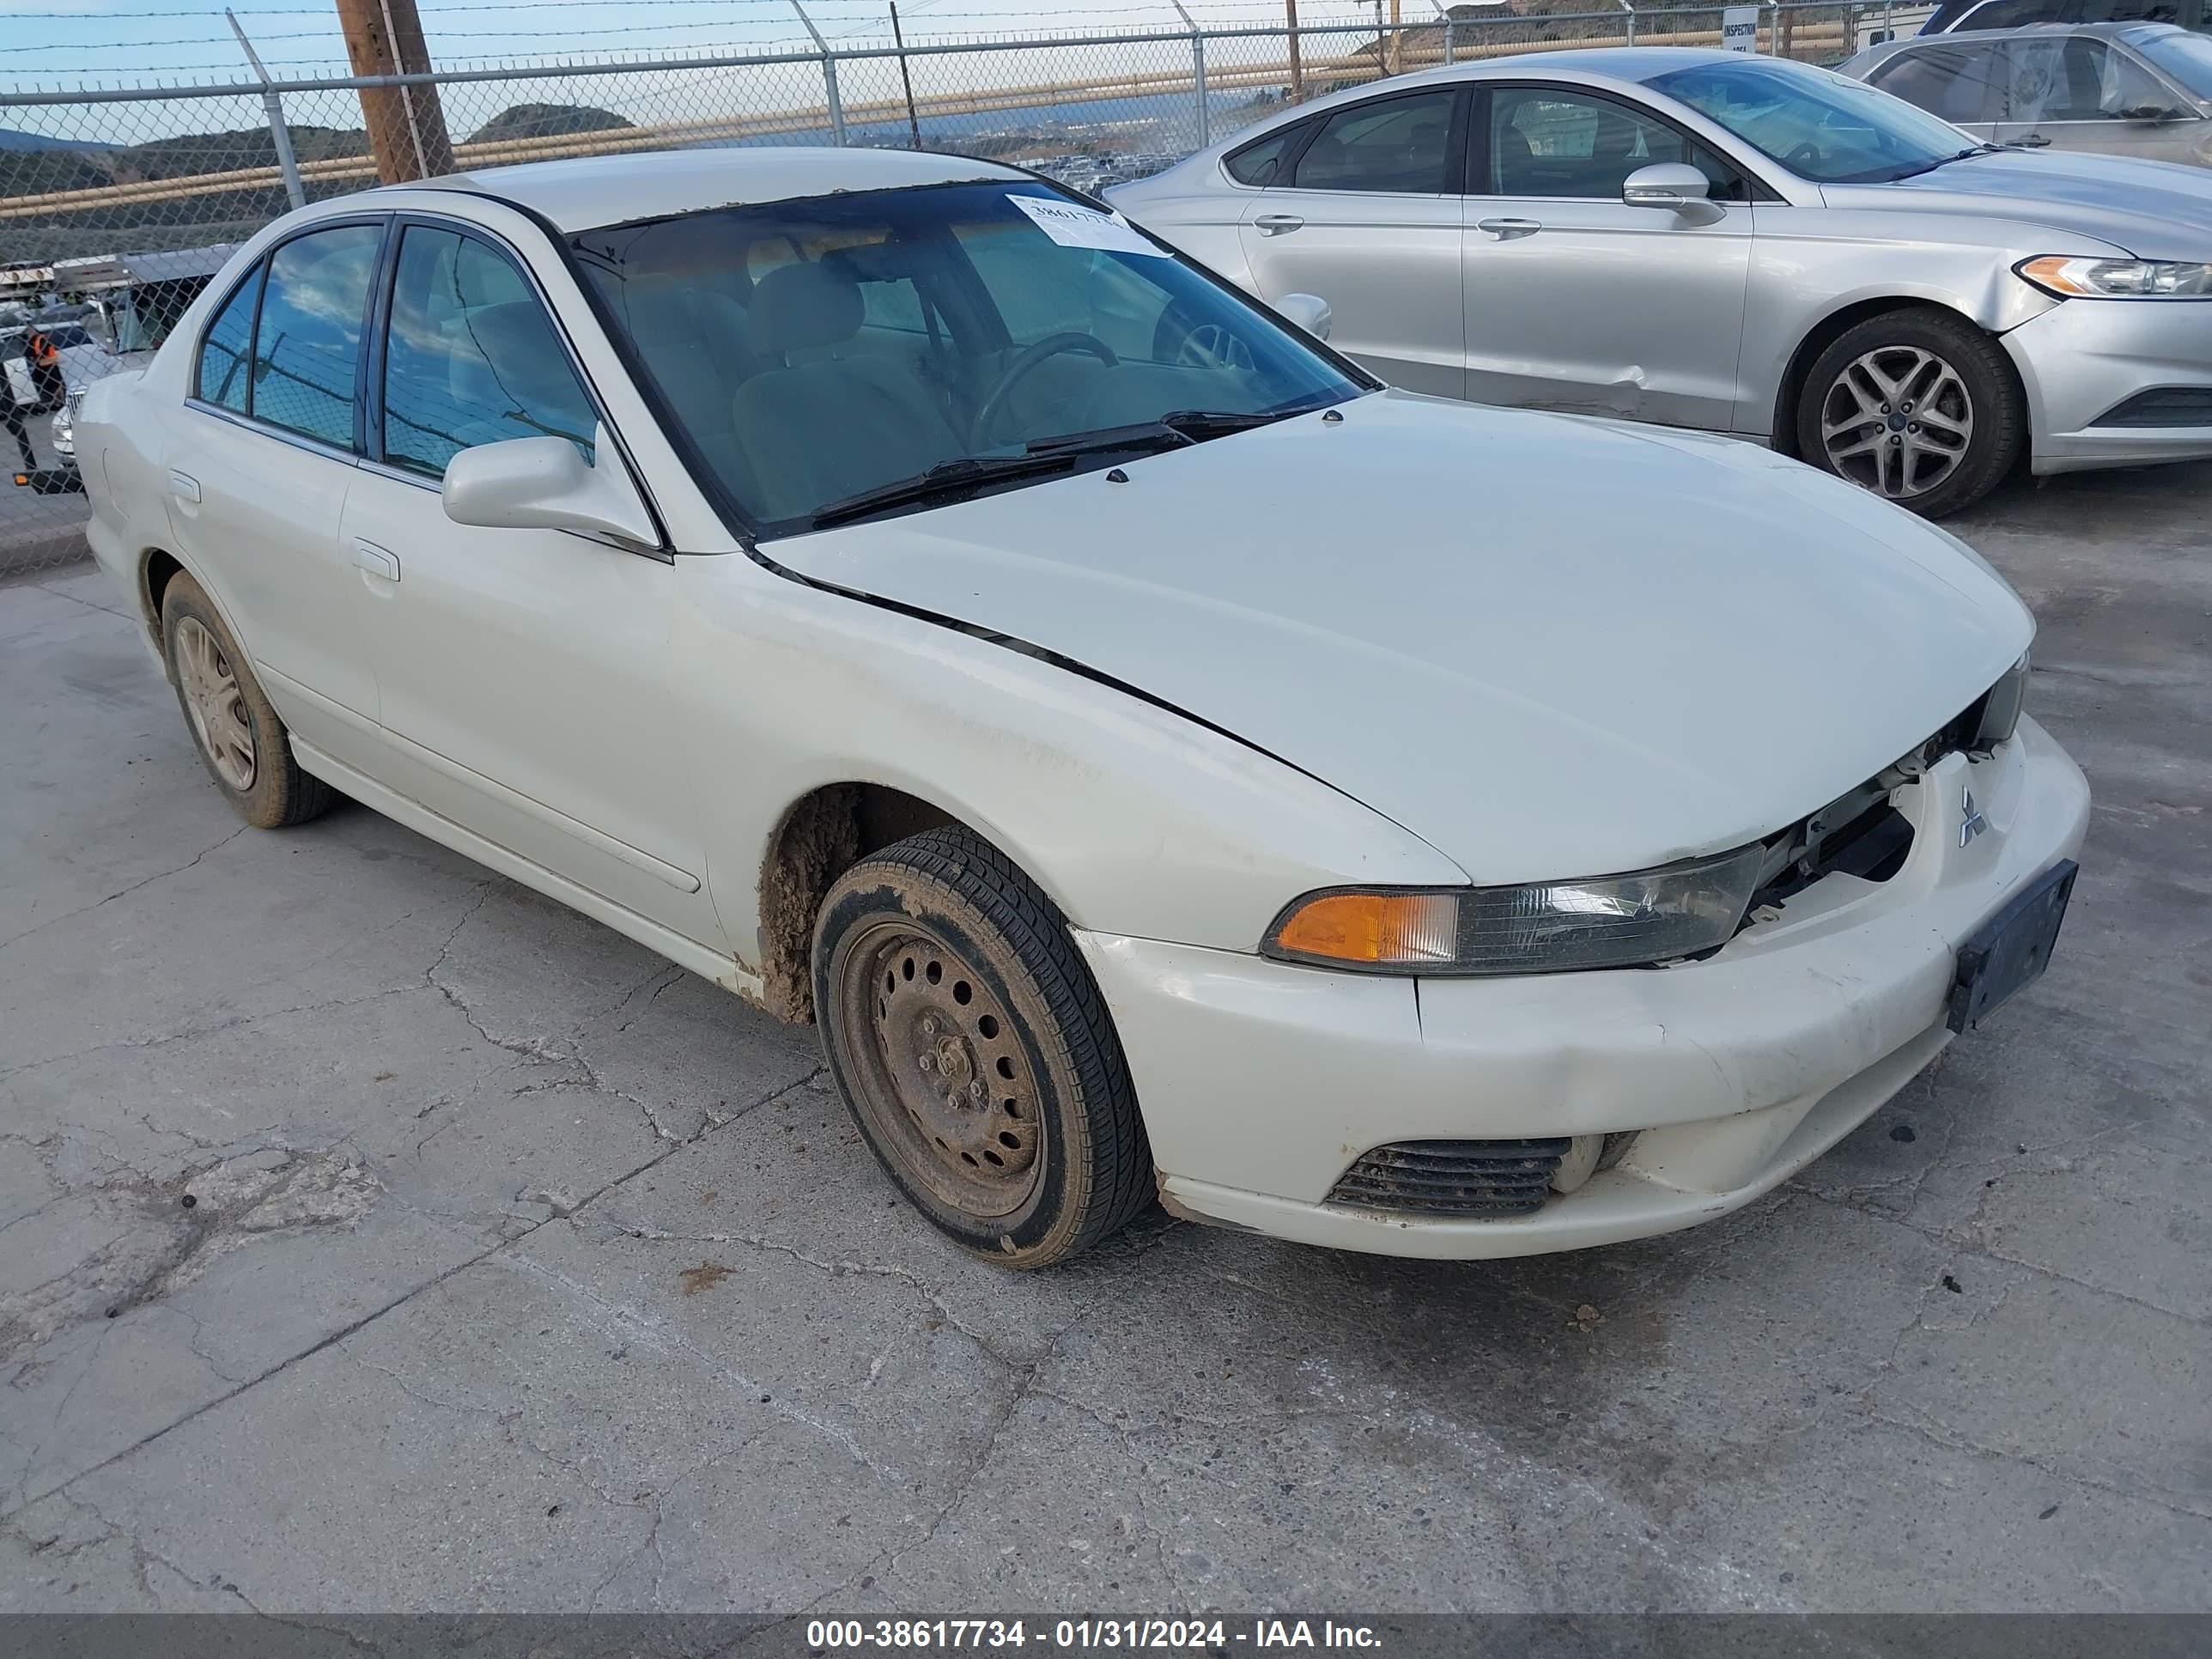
[0, 0, 1400, 87]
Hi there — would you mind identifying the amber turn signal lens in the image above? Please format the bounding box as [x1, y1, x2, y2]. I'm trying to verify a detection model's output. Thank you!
[1271, 891, 1456, 966]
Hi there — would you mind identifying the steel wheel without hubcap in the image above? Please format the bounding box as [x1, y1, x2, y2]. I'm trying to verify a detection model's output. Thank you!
[1819, 345, 1974, 501]
[833, 919, 1042, 1219]
[174, 614, 257, 791]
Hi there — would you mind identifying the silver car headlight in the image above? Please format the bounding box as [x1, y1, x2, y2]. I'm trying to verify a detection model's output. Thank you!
[1262, 844, 1767, 976]
[1972, 650, 2030, 753]
[2017, 256, 2212, 299]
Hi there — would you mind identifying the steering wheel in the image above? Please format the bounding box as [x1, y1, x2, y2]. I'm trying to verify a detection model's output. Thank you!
[973, 331, 1116, 444]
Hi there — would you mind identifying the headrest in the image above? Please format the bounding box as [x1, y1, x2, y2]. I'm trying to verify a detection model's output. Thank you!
[750, 260, 863, 355]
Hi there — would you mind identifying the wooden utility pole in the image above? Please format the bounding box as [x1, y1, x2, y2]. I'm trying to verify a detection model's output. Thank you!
[335, 0, 453, 183]
[1285, 0, 1305, 104]
[890, 3, 923, 149]
[1388, 0, 1402, 74]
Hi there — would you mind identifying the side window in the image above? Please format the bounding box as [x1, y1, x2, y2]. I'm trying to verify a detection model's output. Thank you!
[381, 226, 597, 477]
[1960, 0, 2059, 27]
[1486, 88, 1746, 200]
[1224, 123, 1304, 185]
[1870, 45, 2008, 123]
[1289, 91, 1456, 192]
[250, 223, 380, 448]
[859, 275, 928, 334]
[195, 264, 262, 414]
[2010, 36, 2167, 118]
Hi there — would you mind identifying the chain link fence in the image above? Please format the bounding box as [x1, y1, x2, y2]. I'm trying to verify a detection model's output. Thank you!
[3, 2, 1906, 573]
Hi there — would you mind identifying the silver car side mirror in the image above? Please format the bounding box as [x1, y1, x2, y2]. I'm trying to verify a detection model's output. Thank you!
[1622, 163, 1722, 223]
[1276, 291, 1333, 341]
[441, 427, 657, 549]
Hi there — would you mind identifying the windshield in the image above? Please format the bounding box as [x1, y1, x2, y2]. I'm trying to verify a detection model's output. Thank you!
[573, 179, 1364, 534]
[2132, 28, 2212, 100]
[1649, 57, 1982, 184]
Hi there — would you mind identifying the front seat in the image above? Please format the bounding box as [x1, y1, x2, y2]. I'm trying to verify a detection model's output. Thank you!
[731, 261, 966, 522]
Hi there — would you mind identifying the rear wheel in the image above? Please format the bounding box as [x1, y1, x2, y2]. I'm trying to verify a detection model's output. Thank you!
[1796, 307, 2023, 520]
[812, 825, 1152, 1268]
[160, 572, 334, 829]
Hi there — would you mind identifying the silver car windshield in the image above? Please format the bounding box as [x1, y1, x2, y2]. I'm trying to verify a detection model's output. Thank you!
[2132, 28, 2212, 100]
[571, 179, 1364, 535]
[1649, 58, 1983, 184]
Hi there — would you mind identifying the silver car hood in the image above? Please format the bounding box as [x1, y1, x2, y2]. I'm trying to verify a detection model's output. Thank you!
[1822, 149, 2212, 260]
[770, 392, 2034, 884]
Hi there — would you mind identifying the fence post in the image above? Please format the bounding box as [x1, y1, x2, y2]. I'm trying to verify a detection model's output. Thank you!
[1618, 0, 1635, 47]
[1428, 1, 1454, 65]
[226, 9, 305, 210]
[788, 0, 845, 146]
[1765, 0, 1779, 52]
[1170, 0, 1209, 149]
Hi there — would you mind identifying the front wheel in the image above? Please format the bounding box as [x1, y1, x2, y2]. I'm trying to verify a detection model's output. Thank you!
[812, 826, 1152, 1268]
[1796, 308, 2024, 520]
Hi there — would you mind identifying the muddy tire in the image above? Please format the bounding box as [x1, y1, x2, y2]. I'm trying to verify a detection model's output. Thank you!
[160, 571, 335, 829]
[812, 825, 1152, 1268]
[1796, 307, 2024, 520]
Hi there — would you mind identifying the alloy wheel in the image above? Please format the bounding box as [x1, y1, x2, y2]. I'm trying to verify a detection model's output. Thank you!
[1818, 345, 1975, 501]
[174, 615, 257, 791]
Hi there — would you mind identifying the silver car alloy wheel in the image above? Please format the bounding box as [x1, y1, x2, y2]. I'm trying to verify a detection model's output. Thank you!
[174, 615, 257, 792]
[1819, 345, 1975, 501]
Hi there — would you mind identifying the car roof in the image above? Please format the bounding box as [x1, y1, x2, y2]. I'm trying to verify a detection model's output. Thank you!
[1844, 18, 2183, 70]
[416, 145, 1032, 233]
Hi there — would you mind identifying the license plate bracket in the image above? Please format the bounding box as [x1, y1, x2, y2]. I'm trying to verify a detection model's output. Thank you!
[1947, 859, 2077, 1035]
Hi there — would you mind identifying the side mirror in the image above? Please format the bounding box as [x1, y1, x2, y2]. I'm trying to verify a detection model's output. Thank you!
[441, 427, 657, 548]
[1276, 291, 1333, 341]
[1623, 162, 1718, 217]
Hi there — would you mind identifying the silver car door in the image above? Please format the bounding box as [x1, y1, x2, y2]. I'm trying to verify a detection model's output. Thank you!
[1232, 87, 1466, 398]
[1861, 40, 2010, 143]
[2002, 33, 2206, 154]
[1459, 83, 1753, 430]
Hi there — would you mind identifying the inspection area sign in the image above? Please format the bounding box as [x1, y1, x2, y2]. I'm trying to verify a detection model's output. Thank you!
[1723, 5, 1761, 49]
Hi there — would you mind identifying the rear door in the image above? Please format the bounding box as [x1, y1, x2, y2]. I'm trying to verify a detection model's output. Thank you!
[1862, 40, 2010, 142]
[2001, 32, 2205, 152]
[1233, 87, 1467, 397]
[161, 220, 385, 759]
[1458, 83, 1754, 430]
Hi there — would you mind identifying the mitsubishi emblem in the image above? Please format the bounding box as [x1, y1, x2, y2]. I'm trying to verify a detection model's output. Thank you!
[1959, 787, 1988, 848]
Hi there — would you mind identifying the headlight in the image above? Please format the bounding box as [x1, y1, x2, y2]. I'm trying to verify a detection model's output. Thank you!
[1262, 843, 1767, 976]
[2017, 256, 2212, 299]
[1972, 650, 2030, 753]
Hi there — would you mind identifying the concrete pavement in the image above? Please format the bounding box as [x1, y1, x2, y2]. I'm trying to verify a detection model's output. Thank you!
[2, 463, 2209, 1616]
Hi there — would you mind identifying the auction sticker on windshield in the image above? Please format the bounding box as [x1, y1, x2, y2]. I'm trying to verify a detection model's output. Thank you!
[1011, 194, 1170, 257]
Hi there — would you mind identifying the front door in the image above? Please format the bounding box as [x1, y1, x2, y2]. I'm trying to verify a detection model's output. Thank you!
[1459, 84, 1754, 430]
[340, 220, 722, 946]
[1234, 87, 1467, 398]
[2000, 34, 2209, 158]
[161, 221, 385, 754]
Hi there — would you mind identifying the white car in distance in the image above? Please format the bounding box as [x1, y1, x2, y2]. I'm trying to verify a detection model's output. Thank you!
[76, 148, 2087, 1267]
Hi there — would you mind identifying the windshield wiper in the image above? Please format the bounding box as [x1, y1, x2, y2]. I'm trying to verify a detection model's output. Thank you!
[808, 452, 1077, 529]
[1883, 146, 1993, 182]
[1025, 406, 1301, 459]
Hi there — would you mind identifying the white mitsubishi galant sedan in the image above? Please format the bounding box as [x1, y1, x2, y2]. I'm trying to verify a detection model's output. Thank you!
[76, 148, 2088, 1267]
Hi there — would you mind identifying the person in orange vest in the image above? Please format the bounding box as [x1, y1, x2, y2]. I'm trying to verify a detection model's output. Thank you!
[24, 327, 66, 411]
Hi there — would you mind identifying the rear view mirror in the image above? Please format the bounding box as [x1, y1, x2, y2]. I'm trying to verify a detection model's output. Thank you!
[441, 427, 657, 549]
[1275, 291, 1333, 341]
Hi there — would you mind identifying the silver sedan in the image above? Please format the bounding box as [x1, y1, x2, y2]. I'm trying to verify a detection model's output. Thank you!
[1110, 47, 2212, 516]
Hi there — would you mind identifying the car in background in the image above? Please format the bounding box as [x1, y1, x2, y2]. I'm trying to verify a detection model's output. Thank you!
[74, 148, 2087, 1267]
[1111, 46, 2212, 515]
[1843, 23, 2212, 164]
[1916, 0, 2208, 37]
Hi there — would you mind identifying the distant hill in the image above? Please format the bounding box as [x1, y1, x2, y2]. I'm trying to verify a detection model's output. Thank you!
[0, 128, 115, 153]
[470, 104, 634, 145]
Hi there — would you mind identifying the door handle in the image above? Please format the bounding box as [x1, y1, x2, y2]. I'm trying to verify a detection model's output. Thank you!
[1476, 217, 1542, 240]
[353, 539, 400, 583]
[167, 470, 200, 503]
[2014, 134, 2051, 148]
[1253, 213, 1305, 236]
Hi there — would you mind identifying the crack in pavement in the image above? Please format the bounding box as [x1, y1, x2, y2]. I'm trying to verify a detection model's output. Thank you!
[0, 826, 247, 956]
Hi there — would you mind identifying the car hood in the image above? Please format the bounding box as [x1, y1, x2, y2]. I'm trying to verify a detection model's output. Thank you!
[769, 392, 2033, 884]
[1823, 149, 2212, 260]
